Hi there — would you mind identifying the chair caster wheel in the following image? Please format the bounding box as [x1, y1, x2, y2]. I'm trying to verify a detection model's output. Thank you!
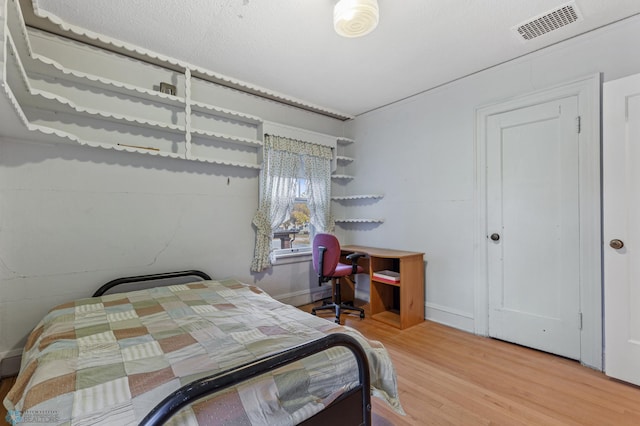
[311, 311, 316, 316]
[360, 313, 365, 319]
[335, 319, 340, 324]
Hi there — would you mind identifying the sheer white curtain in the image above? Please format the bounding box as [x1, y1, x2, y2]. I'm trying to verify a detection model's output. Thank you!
[251, 135, 334, 272]
[305, 153, 335, 239]
[251, 136, 300, 272]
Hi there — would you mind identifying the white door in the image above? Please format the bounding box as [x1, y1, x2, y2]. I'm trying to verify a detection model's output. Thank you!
[486, 96, 582, 359]
[604, 73, 640, 385]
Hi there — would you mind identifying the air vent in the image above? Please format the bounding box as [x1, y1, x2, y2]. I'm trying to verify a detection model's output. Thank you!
[513, 1, 583, 41]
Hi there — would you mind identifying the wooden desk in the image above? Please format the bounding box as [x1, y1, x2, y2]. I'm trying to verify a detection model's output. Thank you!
[342, 245, 425, 329]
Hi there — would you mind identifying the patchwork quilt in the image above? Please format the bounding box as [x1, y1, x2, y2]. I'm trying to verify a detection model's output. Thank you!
[4, 278, 402, 425]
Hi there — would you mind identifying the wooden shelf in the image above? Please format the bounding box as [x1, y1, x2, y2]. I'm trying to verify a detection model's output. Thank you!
[372, 277, 401, 287]
[372, 311, 401, 328]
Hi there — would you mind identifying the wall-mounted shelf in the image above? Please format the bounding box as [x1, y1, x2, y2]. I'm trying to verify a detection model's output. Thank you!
[189, 129, 262, 148]
[337, 137, 355, 145]
[28, 53, 187, 108]
[2, 0, 265, 169]
[336, 155, 354, 163]
[331, 135, 385, 227]
[190, 101, 262, 126]
[331, 194, 384, 201]
[334, 218, 385, 224]
[331, 174, 355, 180]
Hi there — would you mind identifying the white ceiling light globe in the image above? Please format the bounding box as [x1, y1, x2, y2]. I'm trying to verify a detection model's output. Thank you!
[334, 0, 379, 38]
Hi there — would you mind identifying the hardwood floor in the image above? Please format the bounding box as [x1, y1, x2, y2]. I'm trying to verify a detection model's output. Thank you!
[301, 302, 640, 426]
[0, 375, 15, 423]
[2, 303, 640, 425]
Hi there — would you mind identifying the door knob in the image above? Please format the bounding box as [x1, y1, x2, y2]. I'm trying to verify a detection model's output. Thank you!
[609, 239, 624, 250]
[490, 233, 500, 241]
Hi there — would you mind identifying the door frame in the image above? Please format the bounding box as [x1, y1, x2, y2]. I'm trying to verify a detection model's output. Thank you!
[474, 74, 602, 370]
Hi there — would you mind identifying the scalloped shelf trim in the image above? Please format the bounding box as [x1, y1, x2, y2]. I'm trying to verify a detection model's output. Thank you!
[337, 137, 355, 145]
[331, 174, 355, 180]
[336, 155, 354, 163]
[191, 129, 262, 147]
[331, 194, 384, 200]
[334, 219, 385, 223]
[189, 155, 262, 169]
[31, 89, 186, 132]
[191, 101, 262, 125]
[29, 2, 355, 121]
[31, 53, 186, 106]
[4, 84, 33, 131]
[28, 122, 259, 169]
[7, 34, 186, 134]
[7, 0, 35, 55]
[28, 122, 184, 158]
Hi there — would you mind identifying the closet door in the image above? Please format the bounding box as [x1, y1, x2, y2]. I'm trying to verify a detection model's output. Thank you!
[604, 72, 640, 386]
[487, 96, 581, 360]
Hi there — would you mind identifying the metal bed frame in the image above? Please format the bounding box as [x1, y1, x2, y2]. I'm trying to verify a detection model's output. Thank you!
[93, 270, 372, 425]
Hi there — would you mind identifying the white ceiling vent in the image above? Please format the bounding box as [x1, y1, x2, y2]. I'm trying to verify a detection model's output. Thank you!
[513, 1, 583, 41]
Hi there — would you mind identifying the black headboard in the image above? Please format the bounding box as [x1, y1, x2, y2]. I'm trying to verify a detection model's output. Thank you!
[92, 270, 212, 297]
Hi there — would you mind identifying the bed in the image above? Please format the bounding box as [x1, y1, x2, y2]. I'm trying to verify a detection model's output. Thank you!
[3, 271, 403, 425]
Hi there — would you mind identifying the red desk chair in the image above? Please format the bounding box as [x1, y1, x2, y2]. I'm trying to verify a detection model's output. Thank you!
[311, 233, 366, 324]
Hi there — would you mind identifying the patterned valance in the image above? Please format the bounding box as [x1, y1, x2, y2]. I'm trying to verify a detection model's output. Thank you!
[264, 134, 333, 160]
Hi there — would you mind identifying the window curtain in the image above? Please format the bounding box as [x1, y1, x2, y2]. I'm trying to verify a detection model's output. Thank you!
[251, 135, 334, 272]
[305, 153, 335, 238]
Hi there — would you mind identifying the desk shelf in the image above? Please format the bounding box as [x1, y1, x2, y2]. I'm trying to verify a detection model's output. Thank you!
[371, 311, 401, 328]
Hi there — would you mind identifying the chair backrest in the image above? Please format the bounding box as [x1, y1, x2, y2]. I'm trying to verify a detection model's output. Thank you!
[312, 233, 341, 278]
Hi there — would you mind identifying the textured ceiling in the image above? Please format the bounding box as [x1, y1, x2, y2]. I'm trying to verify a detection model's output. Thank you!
[29, 0, 640, 117]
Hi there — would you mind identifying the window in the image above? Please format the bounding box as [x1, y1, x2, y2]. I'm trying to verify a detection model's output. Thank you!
[271, 178, 312, 256]
[251, 135, 333, 272]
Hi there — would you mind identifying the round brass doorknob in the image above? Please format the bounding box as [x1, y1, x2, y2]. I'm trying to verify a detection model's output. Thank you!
[490, 233, 500, 241]
[610, 239, 624, 250]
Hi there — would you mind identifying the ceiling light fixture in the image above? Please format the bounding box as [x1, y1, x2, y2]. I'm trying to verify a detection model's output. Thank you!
[334, 0, 379, 38]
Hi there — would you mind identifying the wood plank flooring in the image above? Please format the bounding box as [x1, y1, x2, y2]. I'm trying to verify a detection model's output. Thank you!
[2, 303, 640, 425]
[301, 302, 640, 426]
[0, 375, 15, 423]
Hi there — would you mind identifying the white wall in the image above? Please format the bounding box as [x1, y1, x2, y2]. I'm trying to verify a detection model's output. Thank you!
[0, 32, 346, 366]
[343, 15, 640, 331]
[0, 131, 335, 365]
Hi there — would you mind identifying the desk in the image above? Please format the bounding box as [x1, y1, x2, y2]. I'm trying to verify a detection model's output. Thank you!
[342, 245, 425, 329]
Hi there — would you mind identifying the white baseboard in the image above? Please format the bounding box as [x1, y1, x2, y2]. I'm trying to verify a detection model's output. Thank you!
[275, 288, 332, 307]
[274, 286, 371, 307]
[425, 302, 475, 333]
[354, 289, 370, 302]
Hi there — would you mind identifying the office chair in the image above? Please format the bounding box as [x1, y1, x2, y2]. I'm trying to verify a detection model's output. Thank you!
[311, 233, 366, 324]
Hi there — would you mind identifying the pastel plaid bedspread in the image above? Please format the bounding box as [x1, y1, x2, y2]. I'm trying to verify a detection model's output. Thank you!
[4, 278, 402, 425]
